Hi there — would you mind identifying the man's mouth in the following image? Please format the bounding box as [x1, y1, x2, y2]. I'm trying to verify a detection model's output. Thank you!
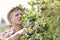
[18, 18, 22, 21]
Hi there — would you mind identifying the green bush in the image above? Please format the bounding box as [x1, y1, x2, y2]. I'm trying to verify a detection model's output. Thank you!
[18, 0, 60, 40]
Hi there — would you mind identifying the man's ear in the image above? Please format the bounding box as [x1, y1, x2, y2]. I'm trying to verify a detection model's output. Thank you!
[9, 18, 12, 24]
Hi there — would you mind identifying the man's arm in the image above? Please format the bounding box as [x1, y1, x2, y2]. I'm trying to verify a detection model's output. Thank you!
[7, 28, 26, 40]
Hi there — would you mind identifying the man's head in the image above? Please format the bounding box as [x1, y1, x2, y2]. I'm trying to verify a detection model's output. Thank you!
[7, 7, 24, 25]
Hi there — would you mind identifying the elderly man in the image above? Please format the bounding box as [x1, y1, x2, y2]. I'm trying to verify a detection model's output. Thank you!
[1, 6, 26, 40]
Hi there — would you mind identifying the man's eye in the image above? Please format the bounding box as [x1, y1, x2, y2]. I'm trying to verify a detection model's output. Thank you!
[16, 14, 18, 16]
[20, 13, 23, 16]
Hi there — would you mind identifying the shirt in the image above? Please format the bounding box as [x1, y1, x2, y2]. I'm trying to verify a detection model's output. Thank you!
[1, 28, 15, 40]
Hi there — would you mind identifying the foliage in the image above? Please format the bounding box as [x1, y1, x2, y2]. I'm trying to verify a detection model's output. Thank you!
[19, 0, 60, 40]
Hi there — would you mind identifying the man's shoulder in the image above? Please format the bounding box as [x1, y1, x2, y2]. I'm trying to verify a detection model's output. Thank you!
[1, 29, 14, 38]
[2, 29, 11, 34]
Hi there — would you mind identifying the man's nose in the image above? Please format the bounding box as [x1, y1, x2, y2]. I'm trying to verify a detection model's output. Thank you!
[19, 15, 22, 18]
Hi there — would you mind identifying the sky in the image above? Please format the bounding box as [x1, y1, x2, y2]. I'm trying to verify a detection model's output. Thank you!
[0, 0, 30, 24]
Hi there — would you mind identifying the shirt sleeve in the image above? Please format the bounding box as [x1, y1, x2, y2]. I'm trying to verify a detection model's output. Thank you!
[1, 32, 8, 40]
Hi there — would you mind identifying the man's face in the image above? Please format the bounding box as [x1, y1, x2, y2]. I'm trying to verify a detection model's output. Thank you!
[10, 10, 23, 25]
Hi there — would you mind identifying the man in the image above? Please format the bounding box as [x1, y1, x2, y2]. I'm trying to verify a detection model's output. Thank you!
[1, 6, 26, 40]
